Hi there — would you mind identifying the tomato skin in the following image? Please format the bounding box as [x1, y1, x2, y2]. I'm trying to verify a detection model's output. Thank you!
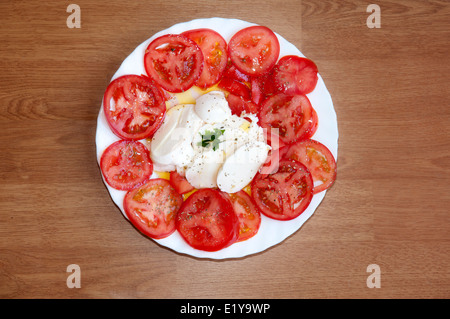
[169, 171, 194, 195]
[182, 28, 228, 89]
[124, 178, 183, 239]
[265, 129, 286, 150]
[176, 189, 239, 252]
[100, 140, 153, 191]
[250, 76, 264, 105]
[228, 26, 280, 76]
[220, 61, 259, 115]
[218, 77, 251, 101]
[308, 107, 319, 138]
[222, 60, 250, 83]
[273, 55, 318, 95]
[250, 72, 277, 105]
[284, 139, 337, 194]
[259, 127, 289, 175]
[259, 145, 286, 175]
[225, 93, 258, 116]
[144, 34, 204, 93]
[252, 160, 314, 221]
[103, 74, 166, 140]
[259, 93, 316, 145]
[224, 191, 261, 242]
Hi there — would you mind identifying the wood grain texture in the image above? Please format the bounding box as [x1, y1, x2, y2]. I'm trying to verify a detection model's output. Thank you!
[1, 0, 449, 299]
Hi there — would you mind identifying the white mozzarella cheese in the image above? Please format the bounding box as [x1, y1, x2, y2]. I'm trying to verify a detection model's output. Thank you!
[150, 105, 185, 167]
[217, 141, 270, 193]
[194, 91, 231, 124]
[150, 90, 271, 194]
[169, 104, 204, 169]
[185, 149, 226, 189]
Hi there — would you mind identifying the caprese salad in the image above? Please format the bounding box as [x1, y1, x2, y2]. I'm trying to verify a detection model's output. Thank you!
[98, 22, 337, 253]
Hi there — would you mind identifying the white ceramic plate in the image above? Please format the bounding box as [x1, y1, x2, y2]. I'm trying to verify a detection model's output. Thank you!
[96, 17, 338, 259]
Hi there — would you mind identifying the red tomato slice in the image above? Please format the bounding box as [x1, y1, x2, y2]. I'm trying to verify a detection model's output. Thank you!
[273, 55, 318, 95]
[249, 72, 279, 108]
[228, 26, 280, 76]
[259, 131, 288, 175]
[259, 145, 286, 175]
[144, 34, 203, 93]
[222, 60, 250, 83]
[181, 28, 228, 89]
[250, 76, 264, 105]
[265, 129, 286, 150]
[218, 77, 251, 100]
[103, 74, 166, 140]
[124, 178, 183, 239]
[176, 189, 239, 251]
[308, 107, 319, 138]
[259, 93, 315, 145]
[225, 191, 261, 242]
[251, 160, 314, 220]
[225, 93, 258, 116]
[100, 140, 153, 191]
[169, 171, 194, 194]
[284, 139, 337, 194]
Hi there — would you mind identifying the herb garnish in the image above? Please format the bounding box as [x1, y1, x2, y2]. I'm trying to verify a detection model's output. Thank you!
[198, 128, 225, 151]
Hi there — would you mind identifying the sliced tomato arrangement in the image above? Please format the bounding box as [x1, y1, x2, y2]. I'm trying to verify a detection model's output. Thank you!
[272, 55, 319, 95]
[225, 191, 261, 242]
[259, 93, 316, 145]
[218, 77, 251, 100]
[144, 34, 204, 93]
[228, 26, 280, 76]
[225, 93, 258, 116]
[103, 74, 166, 140]
[99, 23, 336, 253]
[124, 178, 183, 239]
[169, 171, 194, 195]
[222, 61, 250, 83]
[284, 139, 337, 194]
[181, 28, 228, 89]
[252, 160, 314, 220]
[176, 189, 239, 251]
[251, 72, 278, 103]
[100, 140, 153, 191]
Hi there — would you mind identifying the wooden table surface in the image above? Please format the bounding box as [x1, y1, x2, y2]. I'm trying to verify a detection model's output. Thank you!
[1, 0, 449, 299]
